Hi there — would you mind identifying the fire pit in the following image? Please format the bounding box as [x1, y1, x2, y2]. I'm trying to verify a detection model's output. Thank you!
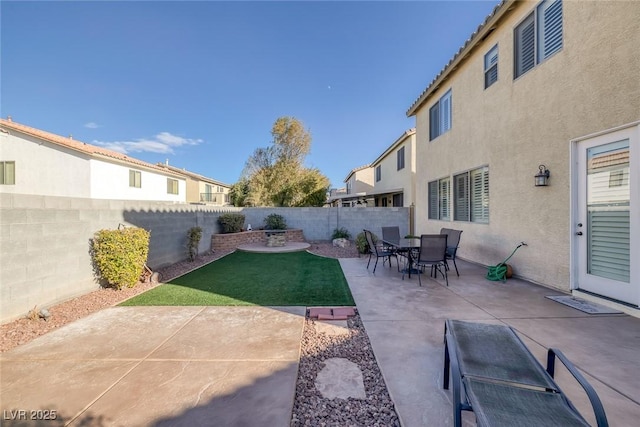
[265, 230, 286, 247]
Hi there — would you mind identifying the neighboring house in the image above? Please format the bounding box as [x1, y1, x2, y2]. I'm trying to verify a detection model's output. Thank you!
[328, 164, 374, 207]
[0, 118, 187, 202]
[407, 0, 640, 309]
[370, 128, 416, 207]
[156, 161, 231, 206]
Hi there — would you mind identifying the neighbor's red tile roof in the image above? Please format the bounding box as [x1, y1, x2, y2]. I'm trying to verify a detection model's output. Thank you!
[0, 118, 185, 177]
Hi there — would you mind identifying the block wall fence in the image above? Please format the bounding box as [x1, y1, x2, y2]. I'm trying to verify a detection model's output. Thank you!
[0, 193, 409, 322]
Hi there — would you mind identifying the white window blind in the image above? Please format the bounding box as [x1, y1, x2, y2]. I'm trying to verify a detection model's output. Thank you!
[440, 90, 452, 134]
[515, 14, 536, 78]
[587, 141, 630, 282]
[538, 0, 563, 61]
[470, 167, 489, 223]
[454, 172, 470, 221]
[428, 181, 439, 219]
[484, 45, 499, 88]
[515, 0, 563, 78]
[439, 177, 451, 221]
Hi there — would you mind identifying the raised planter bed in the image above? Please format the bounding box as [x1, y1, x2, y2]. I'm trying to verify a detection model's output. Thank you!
[211, 229, 305, 252]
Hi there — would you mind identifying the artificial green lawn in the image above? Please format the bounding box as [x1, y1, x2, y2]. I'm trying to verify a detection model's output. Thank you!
[120, 251, 355, 306]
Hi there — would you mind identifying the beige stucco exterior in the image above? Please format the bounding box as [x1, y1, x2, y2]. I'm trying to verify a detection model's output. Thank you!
[410, 0, 640, 293]
[155, 163, 230, 205]
[371, 129, 416, 207]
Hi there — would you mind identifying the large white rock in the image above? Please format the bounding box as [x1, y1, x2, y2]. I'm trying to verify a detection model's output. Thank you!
[332, 238, 350, 248]
[315, 357, 366, 399]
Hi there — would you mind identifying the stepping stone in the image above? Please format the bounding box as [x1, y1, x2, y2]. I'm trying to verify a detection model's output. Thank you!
[309, 307, 332, 319]
[315, 320, 349, 337]
[332, 307, 356, 317]
[315, 357, 366, 400]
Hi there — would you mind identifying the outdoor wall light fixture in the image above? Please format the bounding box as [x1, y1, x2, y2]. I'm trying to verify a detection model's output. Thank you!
[535, 165, 550, 187]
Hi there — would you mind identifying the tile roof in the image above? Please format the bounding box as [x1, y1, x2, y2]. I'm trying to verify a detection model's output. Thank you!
[406, 0, 510, 116]
[0, 117, 185, 177]
[155, 162, 231, 187]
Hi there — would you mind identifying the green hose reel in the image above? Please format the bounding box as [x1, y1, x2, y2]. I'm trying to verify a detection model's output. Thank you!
[486, 242, 527, 283]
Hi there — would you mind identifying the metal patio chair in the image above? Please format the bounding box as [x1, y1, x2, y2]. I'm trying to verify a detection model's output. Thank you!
[364, 229, 397, 273]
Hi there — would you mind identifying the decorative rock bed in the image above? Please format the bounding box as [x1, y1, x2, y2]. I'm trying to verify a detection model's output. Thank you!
[291, 314, 400, 426]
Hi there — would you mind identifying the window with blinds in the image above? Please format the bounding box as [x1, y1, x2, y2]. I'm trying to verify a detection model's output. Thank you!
[428, 181, 439, 219]
[375, 165, 382, 182]
[167, 178, 179, 195]
[587, 141, 630, 282]
[439, 177, 451, 220]
[129, 170, 141, 188]
[514, 0, 563, 79]
[484, 45, 499, 89]
[397, 146, 405, 170]
[454, 172, 470, 221]
[470, 167, 490, 223]
[0, 161, 15, 185]
[454, 166, 489, 223]
[429, 89, 452, 141]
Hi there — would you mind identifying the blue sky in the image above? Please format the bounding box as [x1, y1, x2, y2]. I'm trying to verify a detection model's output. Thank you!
[1, 0, 499, 188]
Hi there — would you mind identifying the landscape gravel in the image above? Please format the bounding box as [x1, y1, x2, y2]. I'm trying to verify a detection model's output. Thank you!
[292, 314, 401, 427]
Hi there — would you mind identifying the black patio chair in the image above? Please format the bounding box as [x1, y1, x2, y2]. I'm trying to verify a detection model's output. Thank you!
[381, 226, 409, 265]
[440, 228, 462, 276]
[364, 229, 397, 273]
[412, 234, 448, 286]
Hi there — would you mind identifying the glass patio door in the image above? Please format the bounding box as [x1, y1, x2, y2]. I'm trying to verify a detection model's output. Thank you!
[576, 127, 637, 305]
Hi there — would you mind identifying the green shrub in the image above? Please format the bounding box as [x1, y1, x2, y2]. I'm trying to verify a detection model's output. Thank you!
[331, 227, 351, 240]
[355, 231, 377, 254]
[264, 213, 287, 230]
[218, 213, 245, 233]
[92, 227, 150, 289]
[187, 226, 203, 261]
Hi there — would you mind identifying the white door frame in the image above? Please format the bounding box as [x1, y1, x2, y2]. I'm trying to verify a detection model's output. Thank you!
[570, 121, 640, 307]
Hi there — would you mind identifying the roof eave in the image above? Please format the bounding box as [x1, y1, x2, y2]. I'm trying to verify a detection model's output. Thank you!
[406, 0, 514, 117]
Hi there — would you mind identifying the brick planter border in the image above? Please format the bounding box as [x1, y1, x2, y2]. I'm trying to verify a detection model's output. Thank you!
[211, 229, 305, 252]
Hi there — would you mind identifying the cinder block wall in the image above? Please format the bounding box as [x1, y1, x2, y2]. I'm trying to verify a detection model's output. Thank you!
[0, 193, 408, 322]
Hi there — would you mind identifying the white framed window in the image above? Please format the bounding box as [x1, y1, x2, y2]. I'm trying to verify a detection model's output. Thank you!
[0, 161, 15, 185]
[429, 89, 452, 141]
[129, 170, 141, 188]
[484, 45, 498, 88]
[454, 166, 490, 223]
[167, 178, 179, 195]
[514, 0, 563, 78]
[375, 165, 382, 182]
[428, 177, 450, 220]
[397, 146, 405, 170]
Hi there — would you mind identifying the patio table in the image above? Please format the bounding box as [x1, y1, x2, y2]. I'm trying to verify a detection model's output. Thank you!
[383, 237, 420, 277]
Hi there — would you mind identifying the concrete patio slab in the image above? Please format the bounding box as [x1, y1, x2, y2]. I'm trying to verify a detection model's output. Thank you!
[340, 257, 640, 427]
[1, 306, 305, 427]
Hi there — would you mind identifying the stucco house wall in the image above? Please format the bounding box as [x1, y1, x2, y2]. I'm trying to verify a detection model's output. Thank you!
[411, 0, 640, 291]
[0, 131, 92, 198]
[371, 130, 416, 207]
[89, 159, 186, 202]
[346, 166, 374, 195]
[1, 119, 188, 203]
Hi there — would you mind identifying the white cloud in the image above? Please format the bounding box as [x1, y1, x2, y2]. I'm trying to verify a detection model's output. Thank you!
[93, 132, 203, 154]
[84, 122, 101, 129]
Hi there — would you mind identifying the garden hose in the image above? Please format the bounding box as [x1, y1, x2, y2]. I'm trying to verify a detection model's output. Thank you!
[486, 242, 528, 282]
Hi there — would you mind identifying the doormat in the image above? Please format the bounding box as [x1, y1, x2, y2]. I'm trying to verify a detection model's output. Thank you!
[545, 295, 623, 314]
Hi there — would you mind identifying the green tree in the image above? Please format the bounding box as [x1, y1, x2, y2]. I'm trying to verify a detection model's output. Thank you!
[238, 117, 329, 207]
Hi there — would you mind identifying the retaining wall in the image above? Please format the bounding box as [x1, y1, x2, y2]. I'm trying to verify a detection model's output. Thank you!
[211, 229, 305, 252]
[0, 193, 408, 322]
